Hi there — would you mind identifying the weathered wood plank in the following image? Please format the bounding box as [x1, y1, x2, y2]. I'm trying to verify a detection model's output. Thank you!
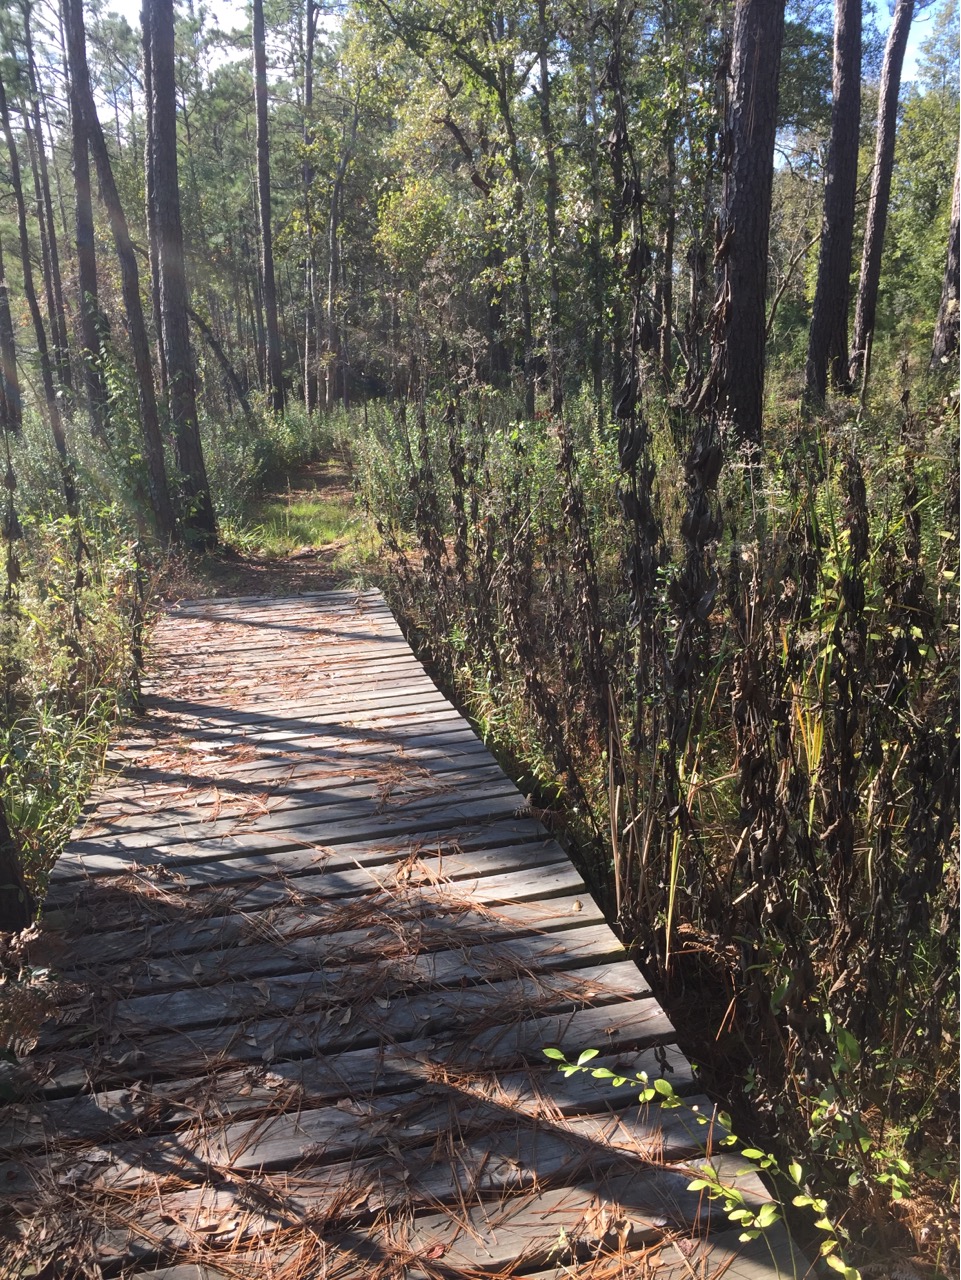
[88, 736, 495, 821]
[31, 988, 685, 1100]
[80, 758, 510, 840]
[35, 1090, 716, 1198]
[0, 592, 804, 1280]
[34, 922, 627, 1047]
[1, 1013, 691, 1149]
[53, 892, 602, 994]
[68, 1152, 768, 1271]
[46, 821, 557, 898]
[55, 790, 532, 882]
[128, 1225, 803, 1280]
[36, 964, 665, 1096]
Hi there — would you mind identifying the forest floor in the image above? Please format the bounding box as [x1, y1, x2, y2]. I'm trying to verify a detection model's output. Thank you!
[161, 459, 366, 601]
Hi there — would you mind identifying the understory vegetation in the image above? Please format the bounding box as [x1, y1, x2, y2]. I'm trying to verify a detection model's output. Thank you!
[347, 373, 959, 1271]
[0, 0, 956, 1271]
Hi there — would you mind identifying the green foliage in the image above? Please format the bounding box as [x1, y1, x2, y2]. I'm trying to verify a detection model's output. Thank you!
[878, 0, 960, 358]
[544, 1046, 861, 1279]
[200, 400, 337, 524]
[350, 377, 958, 1269]
[0, 498, 147, 893]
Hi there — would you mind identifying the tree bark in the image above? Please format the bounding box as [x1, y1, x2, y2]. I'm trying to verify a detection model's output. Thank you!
[804, 0, 861, 406]
[585, 41, 604, 414]
[849, 0, 914, 386]
[303, 0, 318, 414]
[66, 0, 176, 542]
[63, 0, 108, 436]
[0, 237, 22, 435]
[931, 138, 960, 369]
[22, 3, 72, 398]
[500, 90, 536, 419]
[702, 0, 786, 447]
[253, 0, 284, 412]
[537, 0, 562, 415]
[0, 72, 76, 514]
[142, 17, 168, 397]
[325, 104, 359, 412]
[659, 130, 677, 384]
[144, 0, 216, 547]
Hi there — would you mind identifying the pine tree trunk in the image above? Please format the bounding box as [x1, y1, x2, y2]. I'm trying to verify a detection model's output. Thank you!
[22, 111, 72, 401]
[585, 48, 604, 414]
[659, 131, 677, 384]
[707, 0, 786, 446]
[804, 0, 861, 407]
[537, 0, 562, 416]
[253, 0, 284, 412]
[501, 97, 536, 419]
[931, 139, 960, 369]
[0, 72, 76, 514]
[325, 106, 359, 412]
[64, 0, 108, 436]
[303, 0, 318, 414]
[0, 237, 22, 435]
[144, 0, 216, 548]
[849, 0, 914, 386]
[325, 176, 343, 411]
[22, 8, 72, 399]
[142, 18, 168, 397]
[66, 0, 176, 542]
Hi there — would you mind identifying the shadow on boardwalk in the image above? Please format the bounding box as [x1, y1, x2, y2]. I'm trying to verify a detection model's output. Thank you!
[0, 593, 801, 1280]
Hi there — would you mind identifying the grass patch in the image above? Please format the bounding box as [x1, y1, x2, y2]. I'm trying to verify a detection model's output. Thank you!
[177, 457, 382, 599]
[245, 492, 357, 557]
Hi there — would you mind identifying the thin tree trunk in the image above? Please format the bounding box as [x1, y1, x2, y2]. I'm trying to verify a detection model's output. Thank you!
[22, 5, 72, 398]
[849, 0, 914, 387]
[66, 0, 176, 541]
[500, 89, 536, 419]
[303, 0, 318, 414]
[606, 11, 628, 403]
[0, 237, 22, 435]
[22, 110, 72, 401]
[142, 18, 168, 397]
[43, 9, 72, 245]
[804, 0, 861, 406]
[537, 0, 562, 416]
[0, 73, 76, 514]
[63, 0, 108, 436]
[325, 104, 359, 411]
[699, 0, 786, 447]
[931, 138, 960, 369]
[253, 0, 284, 412]
[585, 45, 604, 413]
[187, 305, 256, 429]
[659, 131, 676, 383]
[144, 0, 216, 547]
[325, 176, 343, 411]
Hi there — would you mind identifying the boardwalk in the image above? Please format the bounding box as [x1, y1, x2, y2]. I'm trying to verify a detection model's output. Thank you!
[1, 592, 801, 1279]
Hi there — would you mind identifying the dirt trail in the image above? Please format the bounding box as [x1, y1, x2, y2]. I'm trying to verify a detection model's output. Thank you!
[163, 460, 360, 600]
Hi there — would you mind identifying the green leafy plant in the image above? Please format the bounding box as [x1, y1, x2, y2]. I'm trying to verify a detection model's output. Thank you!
[545, 1047, 861, 1280]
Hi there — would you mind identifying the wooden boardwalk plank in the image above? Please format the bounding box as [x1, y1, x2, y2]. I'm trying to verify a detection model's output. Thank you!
[1, 592, 798, 1279]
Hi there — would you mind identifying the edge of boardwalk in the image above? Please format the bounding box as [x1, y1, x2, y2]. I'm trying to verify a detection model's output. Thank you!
[2, 592, 804, 1280]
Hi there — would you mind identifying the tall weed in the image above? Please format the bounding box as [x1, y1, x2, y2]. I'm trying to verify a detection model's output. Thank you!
[346, 377, 958, 1263]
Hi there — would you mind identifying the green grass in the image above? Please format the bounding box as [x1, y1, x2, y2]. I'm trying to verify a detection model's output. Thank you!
[245, 492, 357, 556]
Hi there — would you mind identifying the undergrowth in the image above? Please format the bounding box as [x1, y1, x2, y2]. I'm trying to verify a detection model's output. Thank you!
[0, 397, 344, 1054]
[345, 374, 960, 1274]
